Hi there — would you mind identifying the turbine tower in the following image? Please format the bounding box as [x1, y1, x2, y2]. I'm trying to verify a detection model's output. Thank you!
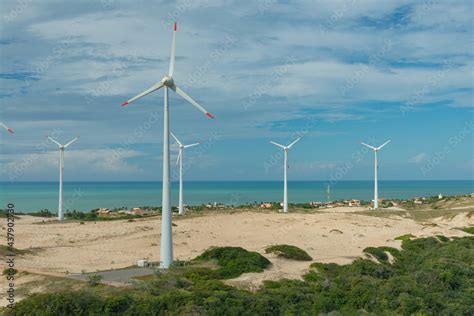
[47, 136, 79, 221]
[270, 137, 301, 213]
[171, 132, 199, 216]
[361, 140, 391, 210]
[120, 22, 214, 269]
[0, 122, 14, 134]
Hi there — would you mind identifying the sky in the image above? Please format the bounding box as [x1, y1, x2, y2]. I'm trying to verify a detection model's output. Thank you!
[0, 0, 473, 182]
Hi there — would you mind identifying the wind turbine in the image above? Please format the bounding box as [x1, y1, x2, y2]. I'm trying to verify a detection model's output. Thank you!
[120, 22, 214, 269]
[361, 140, 391, 210]
[0, 122, 14, 134]
[47, 136, 80, 221]
[171, 132, 199, 216]
[270, 137, 301, 213]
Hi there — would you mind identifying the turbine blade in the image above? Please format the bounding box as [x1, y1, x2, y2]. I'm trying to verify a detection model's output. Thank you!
[47, 136, 62, 147]
[176, 150, 181, 165]
[0, 122, 14, 134]
[169, 22, 177, 77]
[184, 142, 199, 149]
[64, 136, 80, 148]
[170, 132, 182, 146]
[377, 139, 391, 150]
[172, 85, 214, 119]
[361, 142, 376, 150]
[287, 137, 301, 148]
[120, 82, 163, 106]
[270, 141, 285, 149]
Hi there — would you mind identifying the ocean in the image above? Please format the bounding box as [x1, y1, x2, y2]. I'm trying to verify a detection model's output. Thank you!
[0, 180, 472, 213]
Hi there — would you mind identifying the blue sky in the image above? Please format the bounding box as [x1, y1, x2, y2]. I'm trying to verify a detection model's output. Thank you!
[0, 0, 473, 181]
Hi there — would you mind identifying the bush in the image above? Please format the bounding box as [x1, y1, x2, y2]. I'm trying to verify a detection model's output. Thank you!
[363, 247, 389, 263]
[462, 226, 474, 234]
[395, 233, 415, 241]
[195, 246, 271, 279]
[6, 291, 103, 315]
[3, 268, 17, 276]
[86, 274, 103, 286]
[265, 244, 312, 261]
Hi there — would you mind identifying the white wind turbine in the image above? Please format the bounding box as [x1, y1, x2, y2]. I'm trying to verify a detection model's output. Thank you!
[120, 22, 214, 269]
[270, 137, 301, 213]
[171, 132, 199, 216]
[0, 122, 14, 134]
[361, 140, 391, 210]
[47, 136, 80, 221]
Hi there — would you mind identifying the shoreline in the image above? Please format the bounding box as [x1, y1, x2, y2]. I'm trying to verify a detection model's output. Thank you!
[2, 181, 473, 213]
[4, 193, 473, 216]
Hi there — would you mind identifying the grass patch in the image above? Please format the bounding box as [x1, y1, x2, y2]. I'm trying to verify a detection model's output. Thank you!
[461, 226, 474, 234]
[395, 233, 415, 241]
[0, 245, 35, 257]
[194, 246, 271, 279]
[265, 244, 312, 261]
[363, 247, 389, 263]
[436, 235, 450, 242]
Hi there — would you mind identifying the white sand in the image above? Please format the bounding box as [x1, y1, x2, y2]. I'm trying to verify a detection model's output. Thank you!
[0, 206, 472, 295]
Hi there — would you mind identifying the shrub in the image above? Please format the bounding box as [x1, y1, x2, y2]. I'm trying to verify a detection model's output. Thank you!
[195, 246, 271, 279]
[86, 274, 103, 286]
[395, 233, 415, 241]
[363, 247, 389, 263]
[462, 226, 474, 234]
[3, 268, 17, 276]
[265, 244, 312, 261]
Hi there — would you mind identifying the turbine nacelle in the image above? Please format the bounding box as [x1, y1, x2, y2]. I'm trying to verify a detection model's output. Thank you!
[162, 76, 174, 87]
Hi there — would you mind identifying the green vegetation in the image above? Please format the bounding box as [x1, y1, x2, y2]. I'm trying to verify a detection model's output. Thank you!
[194, 246, 271, 279]
[65, 210, 144, 221]
[462, 226, 474, 234]
[265, 244, 312, 261]
[0, 245, 33, 257]
[395, 233, 415, 241]
[29, 209, 54, 217]
[5, 237, 474, 315]
[3, 268, 17, 276]
[86, 275, 103, 287]
[363, 246, 389, 263]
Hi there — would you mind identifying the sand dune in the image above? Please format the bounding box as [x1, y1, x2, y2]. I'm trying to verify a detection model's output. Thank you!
[1, 207, 471, 278]
[0, 206, 473, 305]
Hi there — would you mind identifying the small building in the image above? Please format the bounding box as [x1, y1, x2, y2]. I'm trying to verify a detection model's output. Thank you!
[414, 199, 423, 205]
[348, 199, 361, 207]
[438, 193, 443, 199]
[137, 259, 148, 267]
[132, 208, 144, 215]
[260, 203, 273, 208]
[97, 208, 110, 214]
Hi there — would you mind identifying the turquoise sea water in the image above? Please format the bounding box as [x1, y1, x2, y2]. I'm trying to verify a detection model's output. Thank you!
[0, 181, 472, 213]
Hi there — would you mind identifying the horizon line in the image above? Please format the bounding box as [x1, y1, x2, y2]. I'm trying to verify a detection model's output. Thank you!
[1, 179, 473, 183]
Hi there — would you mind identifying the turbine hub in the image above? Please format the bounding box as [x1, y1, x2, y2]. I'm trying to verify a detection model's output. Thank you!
[162, 76, 174, 87]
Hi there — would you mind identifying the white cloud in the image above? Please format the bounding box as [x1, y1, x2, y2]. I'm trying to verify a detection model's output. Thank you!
[0, 148, 145, 181]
